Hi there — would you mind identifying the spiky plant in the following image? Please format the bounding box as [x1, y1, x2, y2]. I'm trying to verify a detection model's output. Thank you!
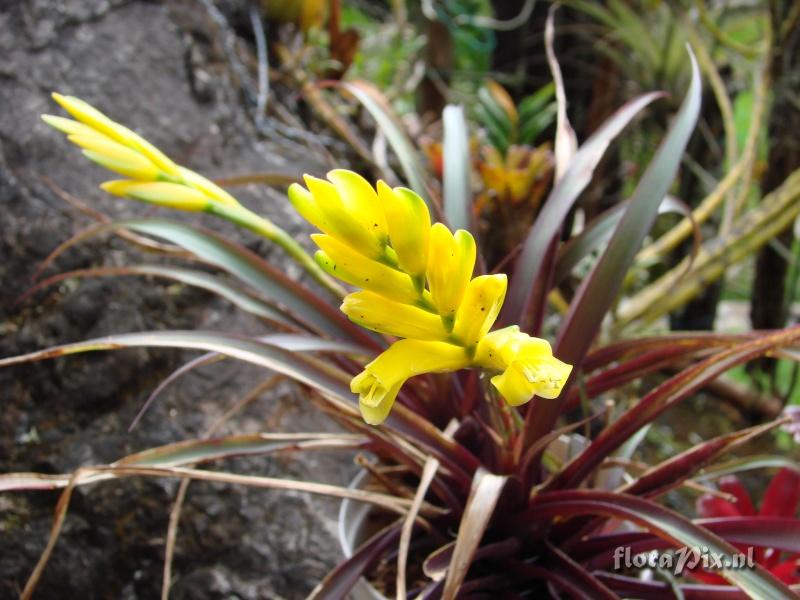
[2, 20, 800, 600]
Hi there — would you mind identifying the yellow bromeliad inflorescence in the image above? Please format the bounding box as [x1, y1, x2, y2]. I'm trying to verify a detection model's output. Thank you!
[289, 174, 572, 424]
[43, 92, 571, 426]
[42, 93, 344, 298]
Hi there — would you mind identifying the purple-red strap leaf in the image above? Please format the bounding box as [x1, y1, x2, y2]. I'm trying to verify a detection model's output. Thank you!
[501, 90, 664, 330]
[620, 420, 782, 499]
[521, 48, 702, 456]
[523, 490, 796, 598]
[546, 326, 800, 491]
[308, 521, 402, 600]
[554, 48, 701, 369]
[579, 517, 800, 569]
[543, 542, 617, 599]
[596, 572, 776, 600]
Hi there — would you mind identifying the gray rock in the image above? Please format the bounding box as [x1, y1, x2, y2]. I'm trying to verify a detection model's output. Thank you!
[0, 1, 355, 598]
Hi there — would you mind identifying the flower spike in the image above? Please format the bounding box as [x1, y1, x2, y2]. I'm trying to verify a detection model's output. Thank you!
[44, 92, 343, 298]
[288, 169, 571, 424]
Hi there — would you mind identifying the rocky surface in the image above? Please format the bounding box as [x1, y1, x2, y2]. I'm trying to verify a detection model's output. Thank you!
[0, 1, 356, 598]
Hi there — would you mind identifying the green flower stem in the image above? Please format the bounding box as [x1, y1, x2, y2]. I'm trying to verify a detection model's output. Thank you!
[208, 203, 346, 299]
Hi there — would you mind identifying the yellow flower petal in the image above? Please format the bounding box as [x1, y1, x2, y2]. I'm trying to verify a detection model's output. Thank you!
[288, 182, 327, 231]
[100, 180, 210, 211]
[490, 364, 534, 406]
[490, 354, 572, 406]
[69, 134, 160, 180]
[452, 274, 507, 347]
[378, 181, 431, 278]
[474, 325, 550, 370]
[53, 93, 121, 140]
[313, 234, 418, 303]
[362, 339, 471, 389]
[328, 170, 388, 241]
[304, 175, 384, 258]
[358, 386, 402, 424]
[351, 372, 402, 425]
[351, 339, 471, 424]
[427, 223, 476, 330]
[341, 291, 448, 341]
[114, 126, 181, 177]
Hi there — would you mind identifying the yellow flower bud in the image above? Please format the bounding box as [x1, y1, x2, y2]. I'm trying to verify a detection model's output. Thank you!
[303, 175, 385, 259]
[100, 180, 210, 212]
[351, 339, 470, 424]
[427, 223, 476, 330]
[378, 181, 431, 278]
[328, 169, 388, 242]
[312, 234, 419, 303]
[52, 93, 180, 177]
[68, 134, 161, 181]
[41, 114, 98, 138]
[452, 274, 507, 348]
[178, 167, 240, 207]
[341, 291, 448, 341]
[288, 182, 327, 231]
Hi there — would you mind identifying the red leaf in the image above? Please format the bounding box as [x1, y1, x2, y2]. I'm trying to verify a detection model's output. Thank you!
[760, 468, 800, 518]
[718, 476, 756, 516]
[771, 558, 800, 585]
[697, 494, 742, 518]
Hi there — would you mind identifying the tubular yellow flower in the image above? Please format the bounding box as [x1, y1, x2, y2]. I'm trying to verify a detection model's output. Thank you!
[475, 326, 572, 406]
[303, 175, 385, 259]
[378, 181, 431, 279]
[452, 274, 507, 348]
[351, 339, 471, 424]
[427, 224, 477, 330]
[68, 134, 161, 181]
[101, 180, 210, 211]
[312, 234, 419, 303]
[341, 291, 448, 341]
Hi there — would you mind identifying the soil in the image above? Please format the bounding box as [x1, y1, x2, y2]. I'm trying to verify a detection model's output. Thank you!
[0, 1, 358, 598]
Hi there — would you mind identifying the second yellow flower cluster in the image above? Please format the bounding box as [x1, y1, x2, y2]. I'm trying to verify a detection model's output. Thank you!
[289, 172, 572, 424]
[43, 93, 240, 211]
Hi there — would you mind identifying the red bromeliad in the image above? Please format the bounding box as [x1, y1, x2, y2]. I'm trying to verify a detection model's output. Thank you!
[692, 468, 800, 585]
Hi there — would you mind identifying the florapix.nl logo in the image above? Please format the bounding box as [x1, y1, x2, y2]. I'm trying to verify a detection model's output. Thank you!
[613, 545, 755, 576]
